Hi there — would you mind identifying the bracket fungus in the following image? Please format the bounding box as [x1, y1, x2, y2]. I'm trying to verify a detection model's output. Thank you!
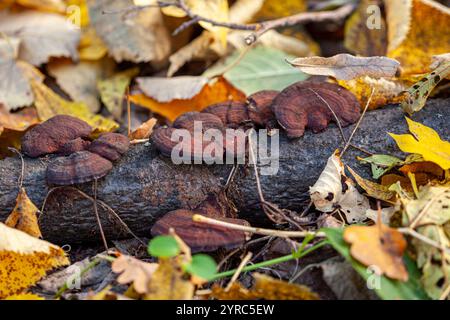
[247, 90, 278, 127]
[151, 209, 250, 253]
[172, 112, 225, 132]
[21, 115, 92, 158]
[88, 132, 130, 161]
[202, 101, 250, 128]
[271, 82, 361, 138]
[58, 137, 91, 156]
[46, 151, 113, 185]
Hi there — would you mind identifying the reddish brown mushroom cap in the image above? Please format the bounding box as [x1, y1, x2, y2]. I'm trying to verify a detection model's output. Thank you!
[46, 151, 113, 185]
[88, 132, 130, 161]
[247, 90, 278, 127]
[173, 112, 225, 132]
[202, 101, 250, 128]
[271, 82, 361, 138]
[151, 209, 249, 252]
[22, 115, 92, 157]
[152, 126, 223, 161]
[58, 138, 91, 156]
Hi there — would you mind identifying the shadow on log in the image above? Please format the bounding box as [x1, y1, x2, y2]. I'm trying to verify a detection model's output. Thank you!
[0, 100, 449, 244]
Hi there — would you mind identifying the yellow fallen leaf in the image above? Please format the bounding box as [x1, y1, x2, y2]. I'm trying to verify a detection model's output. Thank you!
[16, 0, 66, 13]
[129, 77, 245, 122]
[338, 76, 410, 110]
[389, 118, 450, 170]
[4, 293, 45, 300]
[47, 58, 114, 113]
[5, 188, 42, 239]
[347, 166, 395, 201]
[144, 258, 194, 300]
[0, 222, 69, 299]
[387, 0, 450, 75]
[78, 28, 108, 61]
[211, 273, 319, 300]
[344, 222, 408, 281]
[97, 68, 139, 120]
[193, 0, 229, 48]
[253, 0, 306, 21]
[66, 0, 90, 28]
[30, 79, 118, 134]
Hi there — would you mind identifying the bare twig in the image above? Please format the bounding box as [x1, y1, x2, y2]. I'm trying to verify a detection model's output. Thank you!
[122, 1, 354, 45]
[308, 88, 347, 144]
[244, 3, 355, 44]
[225, 252, 252, 292]
[8, 147, 24, 189]
[398, 227, 450, 255]
[93, 179, 109, 251]
[341, 88, 375, 156]
[193, 214, 325, 238]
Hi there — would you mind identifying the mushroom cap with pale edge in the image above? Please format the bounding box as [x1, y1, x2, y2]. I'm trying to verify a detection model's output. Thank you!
[46, 151, 113, 185]
[21, 115, 92, 158]
[202, 101, 249, 128]
[247, 90, 279, 127]
[271, 81, 361, 138]
[151, 209, 250, 253]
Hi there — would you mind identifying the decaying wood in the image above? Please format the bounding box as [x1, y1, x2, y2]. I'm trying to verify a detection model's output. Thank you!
[0, 99, 448, 244]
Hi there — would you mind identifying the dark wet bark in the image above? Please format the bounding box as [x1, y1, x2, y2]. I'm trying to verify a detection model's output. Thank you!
[0, 99, 448, 244]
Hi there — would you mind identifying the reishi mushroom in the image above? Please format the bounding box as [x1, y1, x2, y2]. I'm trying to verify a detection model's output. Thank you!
[172, 112, 224, 132]
[247, 90, 278, 127]
[22, 115, 92, 157]
[58, 137, 91, 156]
[271, 82, 361, 138]
[88, 132, 130, 161]
[202, 101, 250, 128]
[46, 151, 113, 185]
[151, 209, 249, 252]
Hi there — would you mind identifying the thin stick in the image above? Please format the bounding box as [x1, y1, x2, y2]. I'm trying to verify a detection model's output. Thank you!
[93, 179, 109, 251]
[308, 88, 347, 144]
[212, 240, 328, 280]
[127, 86, 131, 137]
[398, 228, 450, 255]
[193, 214, 326, 238]
[8, 147, 24, 189]
[245, 4, 355, 44]
[225, 252, 253, 291]
[40, 186, 145, 245]
[408, 187, 449, 229]
[341, 87, 375, 156]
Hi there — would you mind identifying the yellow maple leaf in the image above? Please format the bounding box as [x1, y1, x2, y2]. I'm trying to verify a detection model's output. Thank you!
[30, 79, 118, 134]
[387, 0, 450, 75]
[389, 118, 450, 170]
[5, 188, 42, 239]
[129, 77, 245, 122]
[0, 223, 69, 299]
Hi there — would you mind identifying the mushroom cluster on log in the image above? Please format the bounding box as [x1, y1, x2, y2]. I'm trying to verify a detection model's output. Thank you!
[0, 99, 448, 244]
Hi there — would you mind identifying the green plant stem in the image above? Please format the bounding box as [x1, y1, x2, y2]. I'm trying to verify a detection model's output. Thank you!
[211, 240, 328, 280]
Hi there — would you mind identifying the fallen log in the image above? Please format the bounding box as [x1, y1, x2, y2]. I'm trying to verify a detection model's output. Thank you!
[0, 99, 449, 244]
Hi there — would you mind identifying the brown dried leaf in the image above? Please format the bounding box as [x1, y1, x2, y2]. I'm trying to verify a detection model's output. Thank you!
[111, 255, 158, 294]
[343, 223, 409, 281]
[129, 118, 157, 140]
[211, 273, 319, 300]
[289, 54, 400, 80]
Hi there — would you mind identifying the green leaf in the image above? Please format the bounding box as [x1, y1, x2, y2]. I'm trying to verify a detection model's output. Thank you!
[322, 228, 429, 300]
[203, 46, 309, 95]
[184, 254, 217, 281]
[358, 154, 404, 179]
[148, 235, 180, 258]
